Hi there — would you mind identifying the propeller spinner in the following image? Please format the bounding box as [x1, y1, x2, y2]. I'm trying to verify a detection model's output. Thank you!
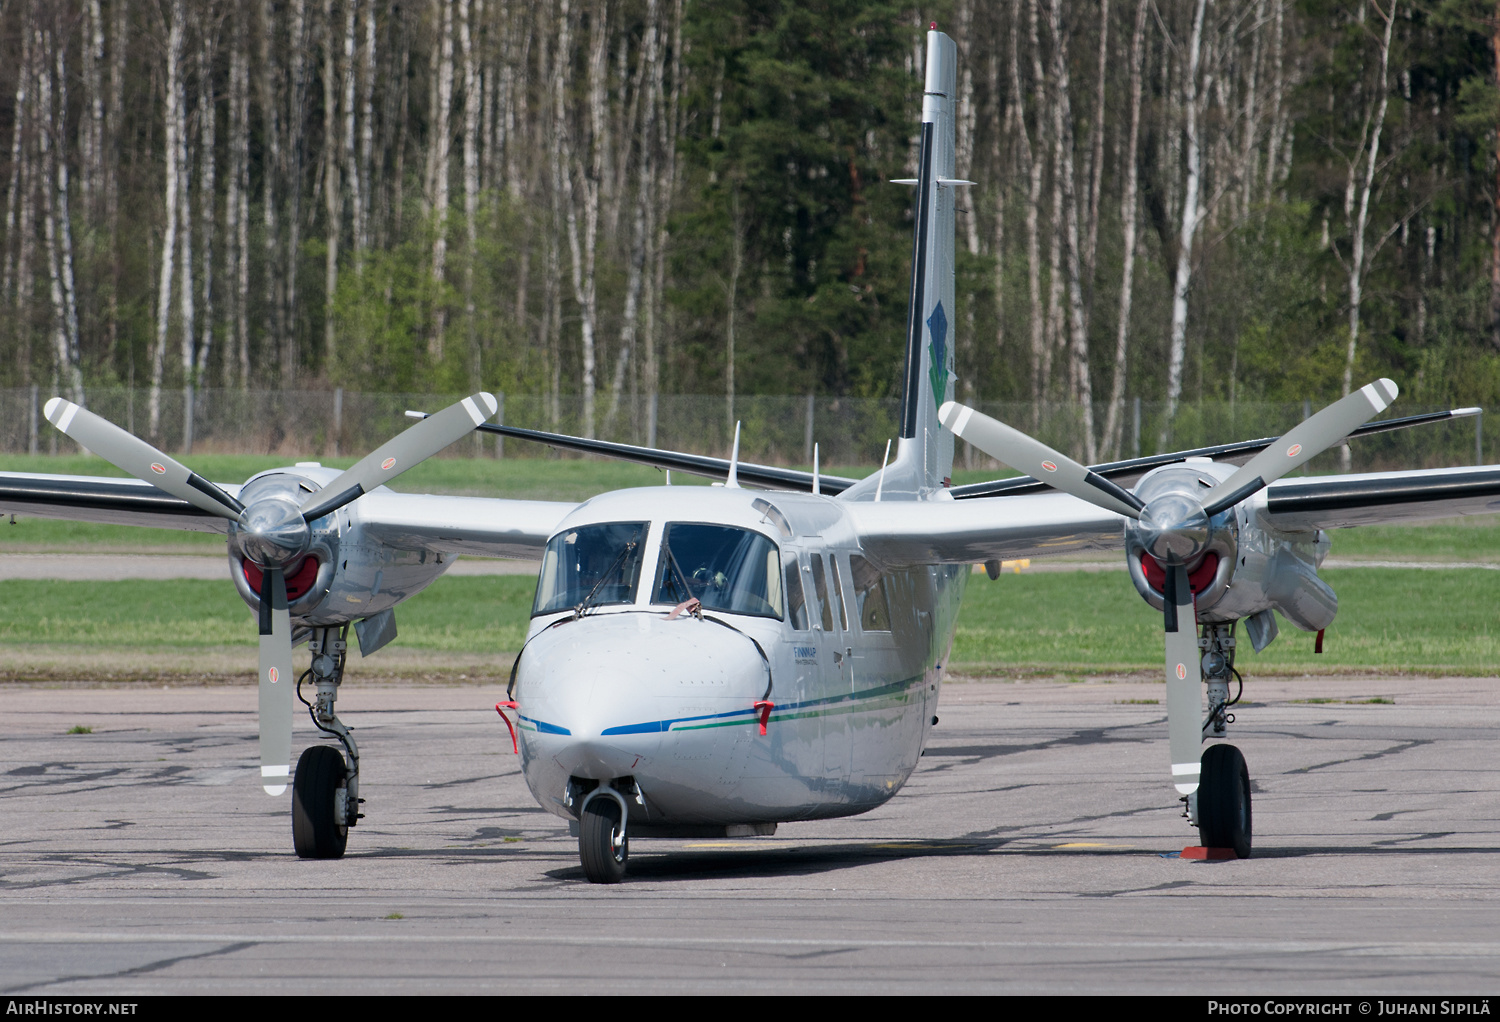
[44, 392, 499, 793]
[940, 379, 1398, 793]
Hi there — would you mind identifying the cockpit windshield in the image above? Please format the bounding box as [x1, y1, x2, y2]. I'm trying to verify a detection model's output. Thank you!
[653, 523, 784, 619]
[533, 522, 648, 616]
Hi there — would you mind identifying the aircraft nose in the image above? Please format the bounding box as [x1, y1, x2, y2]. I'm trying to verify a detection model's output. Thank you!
[513, 612, 771, 741]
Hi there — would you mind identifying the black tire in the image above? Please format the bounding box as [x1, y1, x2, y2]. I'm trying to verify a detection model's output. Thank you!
[578, 795, 628, 883]
[292, 744, 349, 859]
[1198, 743, 1252, 858]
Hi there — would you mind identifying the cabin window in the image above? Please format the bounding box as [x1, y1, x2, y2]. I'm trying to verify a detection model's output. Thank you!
[533, 521, 648, 616]
[784, 555, 809, 630]
[848, 553, 892, 632]
[829, 556, 849, 630]
[653, 523, 785, 619]
[809, 554, 835, 631]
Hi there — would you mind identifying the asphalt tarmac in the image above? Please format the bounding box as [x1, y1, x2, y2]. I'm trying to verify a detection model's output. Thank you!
[0, 675, 1496, 995]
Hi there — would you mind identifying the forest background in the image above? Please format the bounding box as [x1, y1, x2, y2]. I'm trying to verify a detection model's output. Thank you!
[3, 0, 1500, 464]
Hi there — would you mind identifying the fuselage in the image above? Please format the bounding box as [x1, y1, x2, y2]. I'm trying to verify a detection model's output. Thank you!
[511, 485, 968, 832]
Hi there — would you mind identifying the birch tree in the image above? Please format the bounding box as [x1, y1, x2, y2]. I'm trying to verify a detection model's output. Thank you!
[1160, 0, 1209, 449]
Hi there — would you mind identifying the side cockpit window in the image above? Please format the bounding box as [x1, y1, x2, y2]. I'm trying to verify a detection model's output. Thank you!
[654, 523, 785, 619]
[849, 553, 892, 632]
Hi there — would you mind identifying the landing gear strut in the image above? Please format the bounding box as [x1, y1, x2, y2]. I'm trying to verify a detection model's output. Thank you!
[1187, 623, 1251, 858]
[292, 626, 362, 859]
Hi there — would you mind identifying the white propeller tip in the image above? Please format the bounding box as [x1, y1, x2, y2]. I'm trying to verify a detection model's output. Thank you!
[42, 396, 63, 420]
[476, 392, 499, 417]
[1364, 378, 1398, 411]
[263, 784, 287, 796]
[937, 400, 956, 423]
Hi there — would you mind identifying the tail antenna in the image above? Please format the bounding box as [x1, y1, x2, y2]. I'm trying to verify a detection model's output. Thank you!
[726, 421, 742, 489]
[812, 443, 821, 496]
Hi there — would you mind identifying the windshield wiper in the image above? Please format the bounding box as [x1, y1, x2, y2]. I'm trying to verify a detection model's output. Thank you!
[573, 540, 637, 619]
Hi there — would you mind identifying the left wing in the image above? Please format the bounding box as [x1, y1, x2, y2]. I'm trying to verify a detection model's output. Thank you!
[1263, 464, 1500, 530]
[850, 461, 1500, 569]
[848, 492, 1124, 568]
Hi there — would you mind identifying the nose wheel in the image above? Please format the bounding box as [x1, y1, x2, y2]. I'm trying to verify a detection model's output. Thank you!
[579, 796, 628, 883]
[1197, 743, 1252, 858]
[292, 744, 349, 858]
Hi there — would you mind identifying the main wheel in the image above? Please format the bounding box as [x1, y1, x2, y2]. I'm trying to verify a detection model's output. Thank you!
[578, 795, 628, 883]
[292, 744, 349, 859]
[1198, 743, 1251, 858]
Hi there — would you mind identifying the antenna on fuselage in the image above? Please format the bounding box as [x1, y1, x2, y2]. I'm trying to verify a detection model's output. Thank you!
[726, 421, 742, 489]
[812, 443, 820, 495]
[875, 439, 892, 501]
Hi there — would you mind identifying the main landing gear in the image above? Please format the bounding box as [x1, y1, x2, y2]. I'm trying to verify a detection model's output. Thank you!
[292, 626, 363, 859]
[1186, 623, 1252, 858]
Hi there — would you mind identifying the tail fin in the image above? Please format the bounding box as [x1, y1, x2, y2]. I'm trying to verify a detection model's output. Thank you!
[900, 28, 958, 481]
[848, 29, 957, 503]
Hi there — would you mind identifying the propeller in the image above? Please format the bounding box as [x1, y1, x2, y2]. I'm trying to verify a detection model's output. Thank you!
[940, 380, 1399, 792]
[44, 392, 498, 794]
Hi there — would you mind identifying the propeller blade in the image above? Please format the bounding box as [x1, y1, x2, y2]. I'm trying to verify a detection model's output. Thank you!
[298, 391, 498, 522]
[257, 566, 295, 796]
[1163, 564, 1202, 796]
[42, 398, 245, 520]
[938, 401, 1145, 519]
[1200, 379, 1398, 517]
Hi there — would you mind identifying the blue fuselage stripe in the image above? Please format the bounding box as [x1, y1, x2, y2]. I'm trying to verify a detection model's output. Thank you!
[595, 676, 921, 737]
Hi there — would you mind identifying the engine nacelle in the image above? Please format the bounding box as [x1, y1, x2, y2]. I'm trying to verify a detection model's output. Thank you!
[227, 465, 454, 629]
[1124, 459, 1337, 641]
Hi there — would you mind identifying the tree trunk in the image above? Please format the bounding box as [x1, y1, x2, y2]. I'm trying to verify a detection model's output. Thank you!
[228, 5, 250, 386]
[105, 0, 128, 367]
[1019, 0, 1048, 415]
[151, 1, 186, 438]
[1341, 1, 1396, 467]
[196, 8, 217, 385]
[1160, 0, 1209, 450]
[1082, 0, 1108, 287]
[281, 0, 309, 387]
[461, 0, 482, 386]
[428, 0, 455, 360]
[1102, 0, 1149, 460]
[1045, 0, 1095, 461]
[39, 27, 83, 404]
[323, 0, 342, 372]
[257, 0, 284, 387]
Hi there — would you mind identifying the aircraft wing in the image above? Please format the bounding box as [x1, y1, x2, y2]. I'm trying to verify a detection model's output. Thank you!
[847, 492, 1125, 568]
[0, 470, 574, 559]
[1263, 464, 1500, 530]
[356, 491, 575, 559]
[0, 471, 236, 533]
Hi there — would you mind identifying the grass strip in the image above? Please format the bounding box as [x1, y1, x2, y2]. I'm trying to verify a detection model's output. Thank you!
[1, 566, 1496, 677]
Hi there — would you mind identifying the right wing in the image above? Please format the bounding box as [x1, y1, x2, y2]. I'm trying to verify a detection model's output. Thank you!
[0, 471, 575, 560]
[0, 471, 234, 533]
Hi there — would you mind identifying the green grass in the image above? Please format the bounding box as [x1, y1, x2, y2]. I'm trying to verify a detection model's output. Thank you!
[66, 724, 92, 734]
[2, 565, 1498, 674]
[950, 567, 1500, 673]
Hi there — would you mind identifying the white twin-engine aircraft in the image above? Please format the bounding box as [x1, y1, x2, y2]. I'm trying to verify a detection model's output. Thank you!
[7, 30, 1500, 882]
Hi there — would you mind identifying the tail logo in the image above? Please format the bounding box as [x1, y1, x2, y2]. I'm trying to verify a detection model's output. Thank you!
[926, 302, 949, 407]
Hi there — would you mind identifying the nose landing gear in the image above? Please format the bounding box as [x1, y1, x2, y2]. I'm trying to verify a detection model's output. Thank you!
[292, 626, 362, 859]
[579, 795, 629, 883]
[1184, 623, 1252, 858]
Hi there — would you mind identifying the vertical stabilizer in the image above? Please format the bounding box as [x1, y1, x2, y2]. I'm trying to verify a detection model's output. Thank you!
[848, 30, 956, 504]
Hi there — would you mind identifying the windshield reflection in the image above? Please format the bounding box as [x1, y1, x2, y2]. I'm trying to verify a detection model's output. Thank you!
[654, 523, 783, 619]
